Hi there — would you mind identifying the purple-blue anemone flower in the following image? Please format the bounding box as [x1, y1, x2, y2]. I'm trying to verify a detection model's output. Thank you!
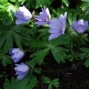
[35, 8, 51, 26]
[48, 12, 67, 40]
[15, 63, 29, 80]
[14, 6, 32, 25]
[9, 48, 24, 63]
[71, 19, 88, 33]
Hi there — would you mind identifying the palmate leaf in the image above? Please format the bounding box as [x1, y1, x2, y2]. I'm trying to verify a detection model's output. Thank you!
[42, 77, 51, 84]
[52, 79, 59, 87]
[79, 47, 89, 67]
[48, 84, 52, 89]
[14, 26, 32, 47]
[79, 47, 89, 60]
[0, 25, 32, 66]
[4, 76, 37, 89]
[0, 31, 13, 53]
[35, 0, 53, 8]
[49, 34, 71, 47]
[0, 53, 12, 66]
[30, 40, 49, 48]
[26, 0, 53, 8]
[29, 48, 49, 67]
[29, 34, 70, 66]
[80, 47, 89, 52]
[51, 47, 68, 63]
[42, 76, 59, 89]
[0, 25, 31, 53]
[84, 58, 89, 67]
[81, 0, 89, 14]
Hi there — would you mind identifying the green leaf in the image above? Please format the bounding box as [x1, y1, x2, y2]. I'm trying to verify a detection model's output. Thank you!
[30, 40, 49, 48]
[26, 0, 36, 8]
[51, 47, 68, 63]
[13, 33, 22, 48]
[62, 0, 69, 7]
[4, 76, 37, 89]
[0, 24, 32, 53]
[49, 34, 71, 46]
[68, 13, 77, 25]
[81, 1, 89, 14]
[0, 34, 6, 49]
[0, 0, 8, 4]
[42, 77, 59, 89]
[30, 48, 49, 66]
[42, 77, 51, 84]
[84, 58, 89, 67]
[10, 0, 16, 2]
[80, 48, 89, 52]
[35, 0, 53, 8]
[82, 0, 89, 2]
[3, 32, 13, 53]
[26, 77, 37, 89]
[33, 68, 41, 74]
[79, 48, 89, 62]
[52, 79, 59, 87]
[0, 54, 12, 66]
[48, 84, 53, 89]
[78, 53, 87, 60]
[0, 31, 13, 53]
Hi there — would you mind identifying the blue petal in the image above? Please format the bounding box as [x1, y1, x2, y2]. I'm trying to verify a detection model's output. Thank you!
[16, 19, 27, 25]
[48, 33, 62, 40]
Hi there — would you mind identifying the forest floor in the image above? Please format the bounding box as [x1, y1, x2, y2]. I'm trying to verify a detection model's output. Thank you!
[40, 59, 89, 89]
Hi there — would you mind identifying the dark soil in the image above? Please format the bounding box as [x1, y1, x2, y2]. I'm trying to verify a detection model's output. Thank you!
[39, 59, 89, 89]
[1, 57, 89, 89]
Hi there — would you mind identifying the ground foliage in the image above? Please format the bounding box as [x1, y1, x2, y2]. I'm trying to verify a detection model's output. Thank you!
[0, 0, 89, 89]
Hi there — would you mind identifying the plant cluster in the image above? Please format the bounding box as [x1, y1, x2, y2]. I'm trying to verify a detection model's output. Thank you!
[0, 0, 89, 89]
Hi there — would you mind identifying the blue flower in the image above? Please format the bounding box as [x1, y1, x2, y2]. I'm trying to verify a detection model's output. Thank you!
[35, 8, 51, 26]
[9, 48, 24, 63]
[48, 12, 67, 40]
[71, 19, 88, 33]
[15, 63, 29, 80]
[14, 6, 32, 25]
